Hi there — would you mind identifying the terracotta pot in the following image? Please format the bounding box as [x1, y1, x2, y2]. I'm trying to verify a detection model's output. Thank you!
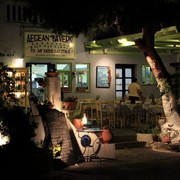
[46, 72, 59, 77]
[162, 135, 171, 143]
[73, 118, 82, 129]
[77, 87, 86, 92]
[63, 101, 77, 110]
[101, 129, 113, 143]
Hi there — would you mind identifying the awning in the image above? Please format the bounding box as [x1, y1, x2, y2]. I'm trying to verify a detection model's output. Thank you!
[84, 26, 180, 54]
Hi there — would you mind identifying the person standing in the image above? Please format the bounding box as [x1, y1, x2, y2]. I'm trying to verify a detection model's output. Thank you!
[128, 77, 143, 104]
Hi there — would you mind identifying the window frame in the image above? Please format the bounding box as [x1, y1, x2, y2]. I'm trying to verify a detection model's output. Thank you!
[75, 63, 90, 93]
[141, 65, 156, 86]
[56, 63, 72, 92]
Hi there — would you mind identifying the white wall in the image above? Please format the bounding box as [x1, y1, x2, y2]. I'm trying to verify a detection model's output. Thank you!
[0, 1, 178, 101]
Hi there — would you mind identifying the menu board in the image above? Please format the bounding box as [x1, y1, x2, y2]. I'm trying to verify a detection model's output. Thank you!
[96, 66, 110, 88]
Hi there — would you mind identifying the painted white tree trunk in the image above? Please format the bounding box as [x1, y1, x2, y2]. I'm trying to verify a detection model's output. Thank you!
[156, 75, 180, 143]
[135, 26, 180, 143]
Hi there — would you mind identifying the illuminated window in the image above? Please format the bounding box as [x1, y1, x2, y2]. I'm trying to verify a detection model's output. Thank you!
[56, 63, 72, 92]
[141, 65, 156, 85]
[75, 63, 90, 92]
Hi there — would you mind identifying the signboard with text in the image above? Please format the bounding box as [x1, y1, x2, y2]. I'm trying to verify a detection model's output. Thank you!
[24, 32, 76, 59]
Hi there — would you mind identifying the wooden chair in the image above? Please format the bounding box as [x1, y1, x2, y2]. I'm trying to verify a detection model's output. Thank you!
[78, 98, 93, 120]
[116, 104, 132, 128]
[95, 100, 103, 127]
[86, 99, 103, 126]
[131, 104, 145, 127]
[102, 101, 116, 128]
[78, 99, 101, 125]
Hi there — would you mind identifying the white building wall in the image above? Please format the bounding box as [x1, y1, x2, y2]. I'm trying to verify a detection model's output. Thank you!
[0, 0, 177, 101]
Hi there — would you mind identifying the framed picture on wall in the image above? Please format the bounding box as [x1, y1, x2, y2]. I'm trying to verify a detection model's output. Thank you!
[96, 66, 111, 88]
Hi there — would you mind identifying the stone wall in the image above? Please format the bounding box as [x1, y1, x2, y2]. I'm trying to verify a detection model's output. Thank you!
[45, 109, 77, 166]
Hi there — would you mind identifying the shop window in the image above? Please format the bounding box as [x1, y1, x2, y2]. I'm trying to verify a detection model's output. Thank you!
[141, 65, 156, 85]
[75, 63, 90, 92]
[56, 63, 72, 92]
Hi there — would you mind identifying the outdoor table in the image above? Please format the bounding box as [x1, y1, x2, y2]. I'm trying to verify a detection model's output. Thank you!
[77, 128, 102, 162]
[116, 103, 164, 127]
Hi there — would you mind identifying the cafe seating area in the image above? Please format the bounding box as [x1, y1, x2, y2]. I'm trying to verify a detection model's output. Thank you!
[63, 97, 165, 129]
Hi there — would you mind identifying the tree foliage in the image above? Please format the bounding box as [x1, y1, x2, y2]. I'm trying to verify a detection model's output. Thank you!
[24, 0, 180, 39]
[0, 65, 37, 149]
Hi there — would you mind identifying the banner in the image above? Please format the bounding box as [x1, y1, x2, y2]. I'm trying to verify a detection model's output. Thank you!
[24, 32, 76, 59]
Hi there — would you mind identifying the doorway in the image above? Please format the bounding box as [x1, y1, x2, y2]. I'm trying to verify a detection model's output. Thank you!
[115, 64, 136, 99]
[26, 63, 51, 103]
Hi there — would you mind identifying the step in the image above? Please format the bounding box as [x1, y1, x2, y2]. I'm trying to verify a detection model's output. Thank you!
[110, 128, 146, 149]
[112, 134, 137, 142]
[114, 141, 146, 149]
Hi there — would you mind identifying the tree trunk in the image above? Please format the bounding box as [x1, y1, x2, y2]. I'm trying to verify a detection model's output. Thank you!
[135, 26, 180, 144]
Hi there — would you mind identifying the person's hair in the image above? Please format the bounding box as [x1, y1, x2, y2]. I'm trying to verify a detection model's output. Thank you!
[132, 77, 137, 82]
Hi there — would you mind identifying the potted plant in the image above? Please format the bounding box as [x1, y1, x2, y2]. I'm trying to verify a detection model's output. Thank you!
[151, 126, 161, 142]
[135, 122, 155, 147]
[63, 96, 78, 110]
[160, 132, 171, 143]
[72, 110, 83, 129]
[136, 121, 162, 147]
[101, 125, 113, 143]
[46, 64, 59, 77]
[67, 103, 83, 129]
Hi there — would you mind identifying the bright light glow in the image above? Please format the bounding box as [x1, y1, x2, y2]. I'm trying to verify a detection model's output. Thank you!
[164, 44, 180, 48]
[7, 71, 12, 77]
[14, 92, 22, 98]
[81, 113, 87, 125]
[118, 38, 135, 46]
[69, 42, 74, 48]
[118, 38, 127, 43]
[122, 41, 135, 46]
[0, 133, 9, 146]
[12, 58, 24, 67]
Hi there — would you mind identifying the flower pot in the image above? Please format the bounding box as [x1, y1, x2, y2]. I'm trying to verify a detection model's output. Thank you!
[61, 87, 70, 92]
[77, 87, 86, 92]
[101, 129, 113, 143]
[161, 135, 171, 143]
[73, 118, 82, 129]
[63, 101, 77, 110]
[46, 72, 59, 77]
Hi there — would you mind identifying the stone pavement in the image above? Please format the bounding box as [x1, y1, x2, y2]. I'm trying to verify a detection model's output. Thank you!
[40, 147, 180, 180]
